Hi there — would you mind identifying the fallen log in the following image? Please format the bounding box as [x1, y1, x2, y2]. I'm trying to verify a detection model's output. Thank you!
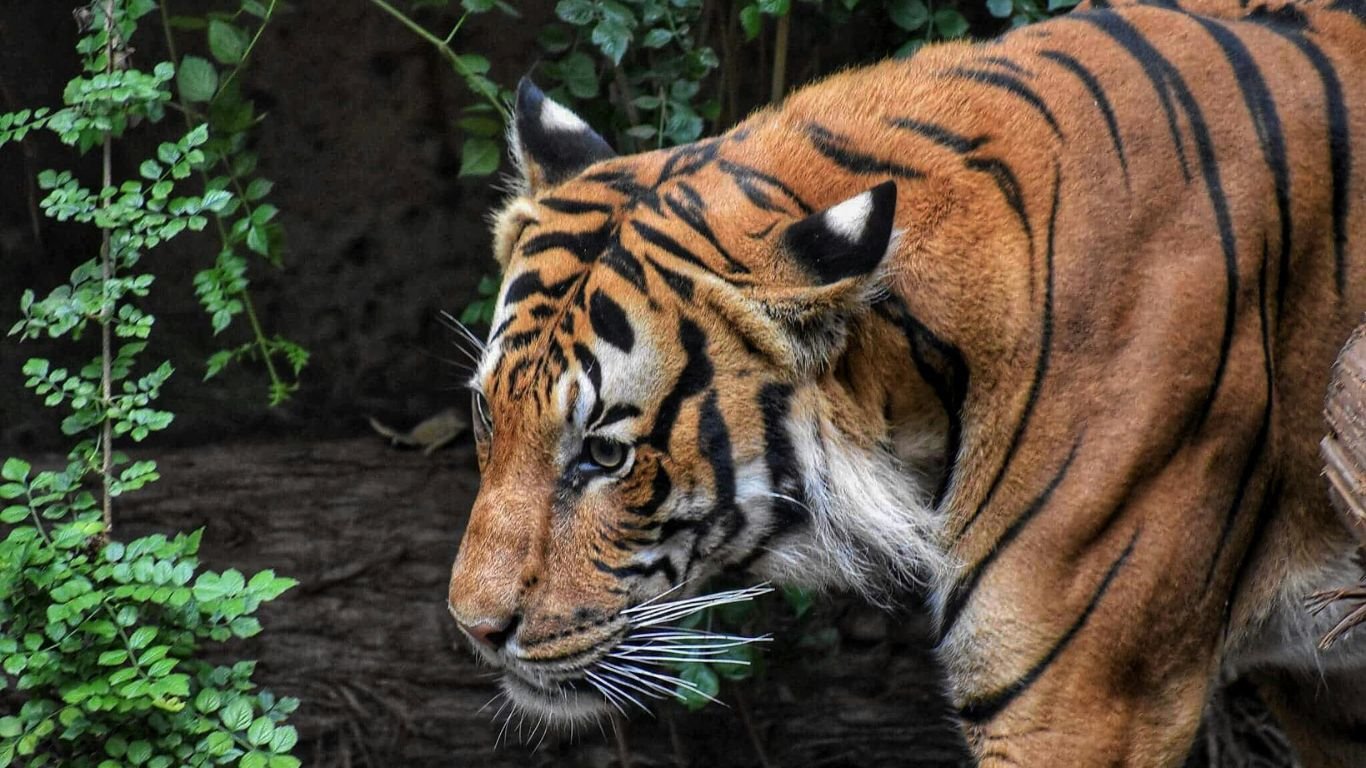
[1317, 321, 1366, 647]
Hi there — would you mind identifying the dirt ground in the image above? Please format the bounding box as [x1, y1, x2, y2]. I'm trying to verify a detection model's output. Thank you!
[103, 434, 1294, 768]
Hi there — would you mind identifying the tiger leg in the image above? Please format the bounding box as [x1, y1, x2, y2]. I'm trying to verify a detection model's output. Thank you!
[940, 451, 1263, 766]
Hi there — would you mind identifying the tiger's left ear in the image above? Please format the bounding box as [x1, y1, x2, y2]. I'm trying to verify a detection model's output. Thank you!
[753, 181, 899, 373]
[511, 78, 616, 192]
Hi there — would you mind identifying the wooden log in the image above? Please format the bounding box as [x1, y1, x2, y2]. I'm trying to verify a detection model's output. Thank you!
[1323, 321, 1366, 546]
[1316, 320, 1366, 647]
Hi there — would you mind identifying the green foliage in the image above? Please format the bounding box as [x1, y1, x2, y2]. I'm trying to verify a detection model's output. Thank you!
[1, 1, 300, 763]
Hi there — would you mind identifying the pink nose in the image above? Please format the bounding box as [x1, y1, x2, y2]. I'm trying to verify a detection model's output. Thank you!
[460, 616, 518, 650]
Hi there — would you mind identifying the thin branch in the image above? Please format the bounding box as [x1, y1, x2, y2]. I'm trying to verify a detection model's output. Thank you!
[99, 0, 116, 538]
[366, 0, 510, 123]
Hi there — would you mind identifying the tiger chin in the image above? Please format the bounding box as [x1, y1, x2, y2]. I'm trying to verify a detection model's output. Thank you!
[447, 0, 1366, 764]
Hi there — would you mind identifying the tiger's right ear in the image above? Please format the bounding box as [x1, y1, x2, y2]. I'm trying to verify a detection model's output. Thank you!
[511, 78, 616, 193]
[748, 181, 899, 373]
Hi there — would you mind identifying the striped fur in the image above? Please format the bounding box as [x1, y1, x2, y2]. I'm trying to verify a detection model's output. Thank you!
[448, 2, 1366, 764]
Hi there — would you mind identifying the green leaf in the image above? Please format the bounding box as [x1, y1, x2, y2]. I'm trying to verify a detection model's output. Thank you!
[0, 717, 20, 738]
[888, 0, 929, 30]
[97, 650, 129, 665]
[538, 24, 574, 53]
[177, 55, 218, 102]
[739, 4, 763, 39]
[458, 137, 500, 177]
[1, 458, 30, 482]
[220, 698, 253, 731]
[457, 116, 502, 138]
[677, 663, 719, 710]
[462, 0, 497, 11]
[559, 52, 598, 99]
[128, 626, 156, 649]
[269, 725, 298, 753]
[933, 7, 969, 37]
[247, 716, 275, 746]
[241, 752, 268, 768]
[556, 0, 595, 24]
[642, 28, 672, 47]
[126, 741, 152, 765]
[208, 21, 249, 64]
[591, 20, 632, 65]
[268, 758, 301, 768]
[245, 178, 274, 201]
[195, 687, 222, 713]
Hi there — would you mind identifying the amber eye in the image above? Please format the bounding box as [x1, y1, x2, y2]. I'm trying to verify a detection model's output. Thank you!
[582, 436, 630, 473]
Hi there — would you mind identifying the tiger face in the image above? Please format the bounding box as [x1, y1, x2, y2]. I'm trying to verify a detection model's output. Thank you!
[447, 80, 944, 723]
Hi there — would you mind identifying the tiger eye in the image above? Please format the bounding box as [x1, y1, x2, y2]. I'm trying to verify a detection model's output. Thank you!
[586, 436, 627, 471]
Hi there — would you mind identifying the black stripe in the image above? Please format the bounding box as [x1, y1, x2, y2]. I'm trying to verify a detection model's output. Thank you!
[717, 159, 814, 214]
[632, 220, 741, 281]
[647, 318, 712, 449]
[502, 270, 544, 305]
[656, 139, 721, 184]
[945, 67, 1063, 139]
[626, 462, 673, 517]
[1071, 12, 1190, 180]
[664, 187, 751, 274]
[488, 316, 515, 342]
[1245, 14, 1352, 297]
[643, 254, 695, 300]
[886, 117, 988, 154]
[572, 342, 605, 426]
[805, 123, 926, 179]
[539, 197, 615, 215]
[958, 527, 1140, 723]
[964, 157, 1034, 257]
[592, 556, 678, 584]
[874, 299, 970, 506]
[521, 223, 614, 262]
[959, 168, 1061, 537]
[979, 55, 1032, 76]
[602, 243, 649, 294]
[940, 438, 1081, 638]
[588, 291, 635, 353]
[728, 383, 809, 574]
[1036, 50, 1129, 185]
[1075, 10, 1239, 436]
[1193, 17, 1292, 317]
[1204, 237, 1275, 590]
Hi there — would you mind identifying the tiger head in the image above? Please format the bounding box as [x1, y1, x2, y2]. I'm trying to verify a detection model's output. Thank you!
[447, 80, 948, 723]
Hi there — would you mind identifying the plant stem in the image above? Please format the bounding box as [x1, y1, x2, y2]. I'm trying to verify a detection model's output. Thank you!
[160, 0, 291, 402]
[100, 0, 116, 538]
[366, 0, 511, 123]
[771, 11, 789, 104]
[215, 0, 279, 100]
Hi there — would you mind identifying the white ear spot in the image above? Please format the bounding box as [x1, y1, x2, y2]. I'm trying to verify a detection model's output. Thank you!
[822, 191, 873, 242]
[541, 98, 591, 134]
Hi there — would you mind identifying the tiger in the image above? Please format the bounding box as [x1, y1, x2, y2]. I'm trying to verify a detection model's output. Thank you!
[444, 0, 1366, 764]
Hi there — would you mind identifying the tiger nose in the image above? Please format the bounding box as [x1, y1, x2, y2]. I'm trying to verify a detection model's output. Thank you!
[459, 614, 520, 651]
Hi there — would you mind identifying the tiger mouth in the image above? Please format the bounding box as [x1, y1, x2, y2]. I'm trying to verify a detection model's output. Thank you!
[483, 585, 776, 727]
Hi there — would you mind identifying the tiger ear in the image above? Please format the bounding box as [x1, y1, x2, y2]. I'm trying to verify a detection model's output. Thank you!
[754, 181, 899, 373]
[511, 78, 616, 192]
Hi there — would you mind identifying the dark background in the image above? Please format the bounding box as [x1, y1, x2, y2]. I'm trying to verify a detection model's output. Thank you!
[0, 2, 1295, 765]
